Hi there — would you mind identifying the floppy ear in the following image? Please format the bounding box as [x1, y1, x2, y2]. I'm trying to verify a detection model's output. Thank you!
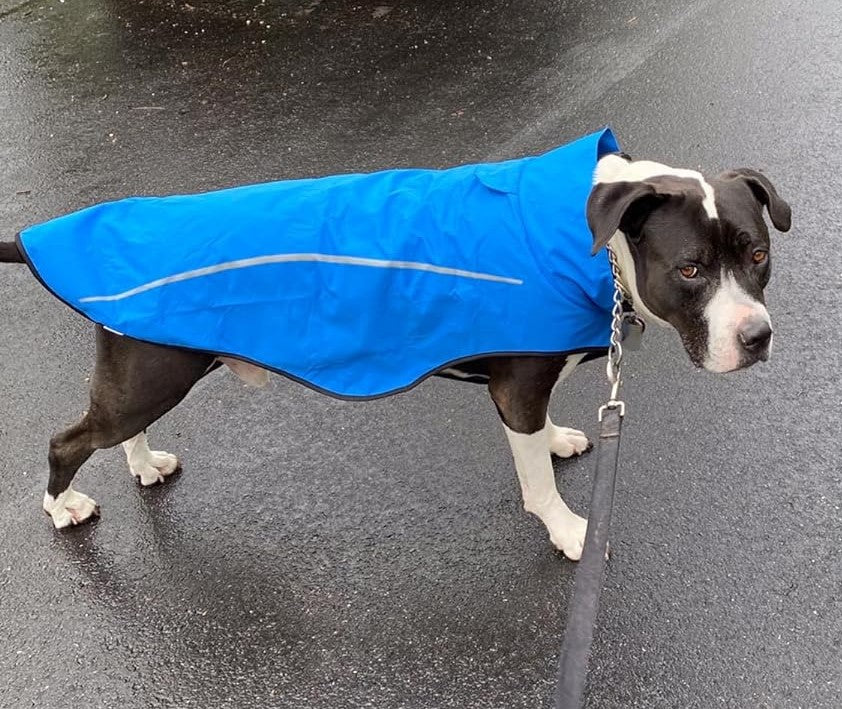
[586, 181, 667, 255]
[727, 168, 792, 232]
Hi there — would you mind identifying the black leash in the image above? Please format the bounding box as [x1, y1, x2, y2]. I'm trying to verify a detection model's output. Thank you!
[553, 245, 640, 709]
[553, 403, 623, 709]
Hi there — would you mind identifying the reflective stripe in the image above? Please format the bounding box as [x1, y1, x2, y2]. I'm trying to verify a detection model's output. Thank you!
[79, 252, 523, 303]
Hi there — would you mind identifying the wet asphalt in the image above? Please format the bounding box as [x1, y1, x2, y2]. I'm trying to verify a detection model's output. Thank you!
[1, 0, 841, 707]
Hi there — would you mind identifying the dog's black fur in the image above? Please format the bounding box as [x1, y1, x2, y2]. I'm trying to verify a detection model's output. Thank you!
[0, 241, 23, 263]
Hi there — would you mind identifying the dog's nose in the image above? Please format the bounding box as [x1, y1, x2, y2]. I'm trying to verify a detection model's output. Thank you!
[738, 320, 772, 353]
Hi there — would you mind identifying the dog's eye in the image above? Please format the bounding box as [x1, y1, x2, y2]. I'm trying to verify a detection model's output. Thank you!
[752, 249, 768, 264]
[679, 265, 699, 279]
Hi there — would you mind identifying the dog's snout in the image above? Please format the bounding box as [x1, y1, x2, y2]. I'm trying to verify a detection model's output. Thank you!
[738, 320, 772, 354]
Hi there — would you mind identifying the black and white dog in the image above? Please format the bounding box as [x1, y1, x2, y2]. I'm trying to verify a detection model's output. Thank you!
[0, 152, 790, 560]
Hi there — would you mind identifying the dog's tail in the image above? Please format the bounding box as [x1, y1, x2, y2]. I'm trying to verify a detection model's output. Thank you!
[0, 241, 24, 263]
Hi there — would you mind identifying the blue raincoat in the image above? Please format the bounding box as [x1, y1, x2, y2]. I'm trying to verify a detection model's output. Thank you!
[17, 128, 620, 399]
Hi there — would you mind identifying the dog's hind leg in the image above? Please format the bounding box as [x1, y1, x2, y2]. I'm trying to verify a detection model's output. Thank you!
[488, 355, 588, 560]
[44, 415, 101, 528]
[43, 327, 215, 528]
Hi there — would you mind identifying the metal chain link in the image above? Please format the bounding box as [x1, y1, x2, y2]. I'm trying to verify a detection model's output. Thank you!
[600, 246, 629, 419]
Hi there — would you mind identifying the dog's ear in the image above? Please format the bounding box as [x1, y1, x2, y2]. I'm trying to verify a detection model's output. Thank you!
[724, 168, 792, 232]
[587, 181, 668, 255]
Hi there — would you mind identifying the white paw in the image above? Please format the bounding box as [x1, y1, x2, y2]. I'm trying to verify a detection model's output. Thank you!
[131, 451, 180, 486]
[549, 426, 591, 458]
[43, 488, 100, 529]
[150, 450, 179, 476]
[548, 513, 589, 561]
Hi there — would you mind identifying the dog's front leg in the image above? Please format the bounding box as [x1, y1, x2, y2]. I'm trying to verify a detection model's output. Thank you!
[503, 425, 588, 559]
[547, 352, 590, 458]
[122, 432, 180, 486]
[488, 356, 587, 560]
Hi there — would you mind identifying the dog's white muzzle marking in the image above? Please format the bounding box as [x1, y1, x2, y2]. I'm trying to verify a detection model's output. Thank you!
[703, 270, 771, 372]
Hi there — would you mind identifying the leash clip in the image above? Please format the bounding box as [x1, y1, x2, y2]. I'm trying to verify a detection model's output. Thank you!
[598, 399, 625, 421]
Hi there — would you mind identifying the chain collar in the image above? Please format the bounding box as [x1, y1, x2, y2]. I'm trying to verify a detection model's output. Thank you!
[600, 245, 633, 419]
[606, 244, 633, 303]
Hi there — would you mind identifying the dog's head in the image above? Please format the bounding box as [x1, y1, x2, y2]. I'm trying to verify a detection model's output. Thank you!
[587, 155, 791, 373]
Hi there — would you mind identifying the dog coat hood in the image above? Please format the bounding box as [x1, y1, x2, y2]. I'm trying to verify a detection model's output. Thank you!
[18, 128, 620, 399]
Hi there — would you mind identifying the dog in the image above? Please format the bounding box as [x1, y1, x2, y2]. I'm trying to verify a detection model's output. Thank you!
[0, 133, 791, 560]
